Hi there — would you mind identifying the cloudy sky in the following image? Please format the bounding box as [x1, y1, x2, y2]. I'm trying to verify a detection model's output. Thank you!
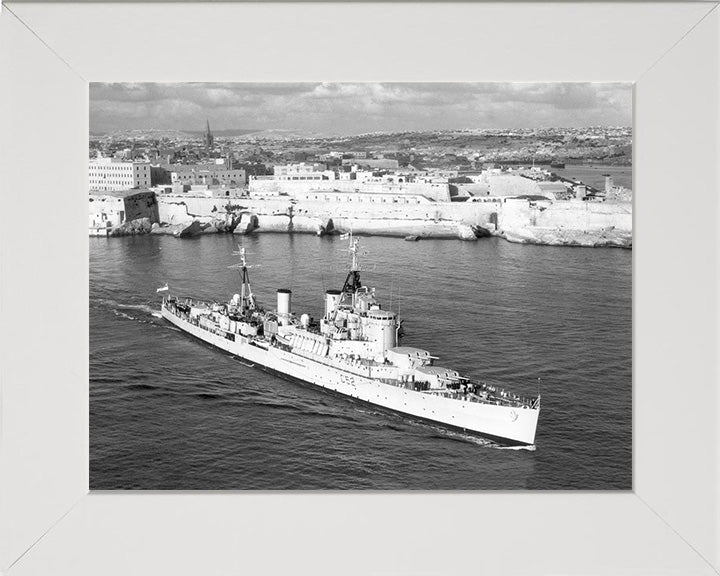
[90, 82, 632, 135]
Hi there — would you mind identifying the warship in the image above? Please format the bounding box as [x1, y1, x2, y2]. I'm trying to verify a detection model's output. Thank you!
[161, 235, 540, 445]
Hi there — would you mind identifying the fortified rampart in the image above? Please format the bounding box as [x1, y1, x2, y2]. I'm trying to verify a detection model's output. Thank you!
[248, 179, 452, 202]
[498, 198, 632, 247]
[155, 193, 632, 247]
[484, 175, 545, 197]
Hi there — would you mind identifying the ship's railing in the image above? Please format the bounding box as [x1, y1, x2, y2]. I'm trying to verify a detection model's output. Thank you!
[164, 302, 227, 337]
[376, 376, 537, 409]
[466, 380, 538, 409]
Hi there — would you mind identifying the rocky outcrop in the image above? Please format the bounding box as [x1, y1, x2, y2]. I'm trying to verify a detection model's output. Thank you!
[227, 213, 243, 233]
[501, 226, 632, 248]
[147, 216, 240, 237]
[200, 219, 233, 234]
[174, 220, 203, 238]
[149, 220, 203, 237]
[290, 215, 335, 235]
[109, 217, 152, 236]
[316, 218, 335, 236]
[256, 213, 291, 232]
[496, 199, 632, 248]
[150, 222, 179, 235]
[456, 224, 479, 241]
[472, 225, 493, 238]
[233, 213, 260, 235]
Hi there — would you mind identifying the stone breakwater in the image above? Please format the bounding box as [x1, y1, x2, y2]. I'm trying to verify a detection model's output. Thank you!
[113, 194, 632, 248]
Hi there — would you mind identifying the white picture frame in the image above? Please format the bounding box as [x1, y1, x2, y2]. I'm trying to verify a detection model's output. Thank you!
[1, 2, 718, 574]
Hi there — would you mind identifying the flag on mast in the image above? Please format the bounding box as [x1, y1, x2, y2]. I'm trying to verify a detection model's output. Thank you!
[156, 283, 169, 293]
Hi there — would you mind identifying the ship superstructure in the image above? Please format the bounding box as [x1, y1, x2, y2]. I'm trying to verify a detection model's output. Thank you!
[161, 235, 540, 445]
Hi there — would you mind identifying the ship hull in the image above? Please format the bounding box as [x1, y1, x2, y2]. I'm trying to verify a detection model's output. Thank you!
[161, 306, 539, 445]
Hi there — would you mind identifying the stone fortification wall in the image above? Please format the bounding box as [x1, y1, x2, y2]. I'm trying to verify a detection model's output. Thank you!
[328, 217, 477, 240]
[290, 197, 497, 225]
[499, 199, 632, 231]
[486, 175, 543, 197]
[158, 195, 290, 224]
[498, 199, 632, 247]
[158, 194, 497, 228]
[248, 179, 451, 202]
[155, 194, 631, 246]
[460, 175, 548, 198]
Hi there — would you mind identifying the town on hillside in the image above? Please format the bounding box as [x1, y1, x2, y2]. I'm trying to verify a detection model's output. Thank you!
[88, 122, 632, 248]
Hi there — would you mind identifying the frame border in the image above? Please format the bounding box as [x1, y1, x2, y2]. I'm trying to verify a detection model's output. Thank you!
[1, 2, 718, 574]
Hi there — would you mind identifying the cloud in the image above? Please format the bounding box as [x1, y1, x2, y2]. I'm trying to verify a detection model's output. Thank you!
[90, 82, 632, 134]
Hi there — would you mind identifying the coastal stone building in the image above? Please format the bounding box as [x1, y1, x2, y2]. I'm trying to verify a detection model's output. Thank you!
[89, 157, 152, 191]
[167, 162, 246, 187]
[88, 190, 159, 234]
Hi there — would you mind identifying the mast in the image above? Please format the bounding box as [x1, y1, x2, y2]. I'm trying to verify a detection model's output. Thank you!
[340, 232, 362, 299]
[230, 246, 256, 313]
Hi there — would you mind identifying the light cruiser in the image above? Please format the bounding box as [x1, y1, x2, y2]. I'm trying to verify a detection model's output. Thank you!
[161, 236, 540, 445]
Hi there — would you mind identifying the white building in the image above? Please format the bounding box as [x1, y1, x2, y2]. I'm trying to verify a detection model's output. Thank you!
[272, 163, 335, 181]
[169, 164, 246, 186]
[89, 157, 151, 191]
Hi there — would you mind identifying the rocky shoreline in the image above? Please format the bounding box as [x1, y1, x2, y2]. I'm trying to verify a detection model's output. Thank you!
[501, 227, 632, 249]
[107, 215, 238, 238]
[92, 191, 632, 248]
[105, 214, 631, 249]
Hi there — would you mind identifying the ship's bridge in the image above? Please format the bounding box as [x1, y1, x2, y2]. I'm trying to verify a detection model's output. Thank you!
[414, 366, 462, 390]
[386, 346, 433, 369]
[353, 289, 379, 313]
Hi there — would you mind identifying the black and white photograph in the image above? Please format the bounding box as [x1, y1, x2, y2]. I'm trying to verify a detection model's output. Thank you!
[9, 1, 720, 573]
[89, 82, 632, 490]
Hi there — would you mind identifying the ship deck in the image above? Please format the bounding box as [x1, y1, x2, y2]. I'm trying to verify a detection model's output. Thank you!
[163, 297, 539, 412]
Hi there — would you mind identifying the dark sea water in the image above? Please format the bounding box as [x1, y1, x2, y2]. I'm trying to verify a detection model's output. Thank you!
[90, 234, 632, 490]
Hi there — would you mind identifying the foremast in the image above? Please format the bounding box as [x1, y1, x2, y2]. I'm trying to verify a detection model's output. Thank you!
[229, 246, 257, 314]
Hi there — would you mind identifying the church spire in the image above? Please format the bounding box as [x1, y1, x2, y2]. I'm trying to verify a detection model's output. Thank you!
[204, 119, 214, 150]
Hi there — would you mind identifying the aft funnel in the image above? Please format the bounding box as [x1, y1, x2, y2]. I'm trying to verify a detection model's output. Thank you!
[277, 289, 292, 323]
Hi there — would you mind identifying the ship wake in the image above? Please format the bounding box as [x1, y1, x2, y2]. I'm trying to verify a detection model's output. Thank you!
[94, 297, 167, 324]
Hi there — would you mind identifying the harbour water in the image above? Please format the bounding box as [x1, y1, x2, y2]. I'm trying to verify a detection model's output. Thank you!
[90, 234, 632, 490]
[548, 164, 633, 190]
